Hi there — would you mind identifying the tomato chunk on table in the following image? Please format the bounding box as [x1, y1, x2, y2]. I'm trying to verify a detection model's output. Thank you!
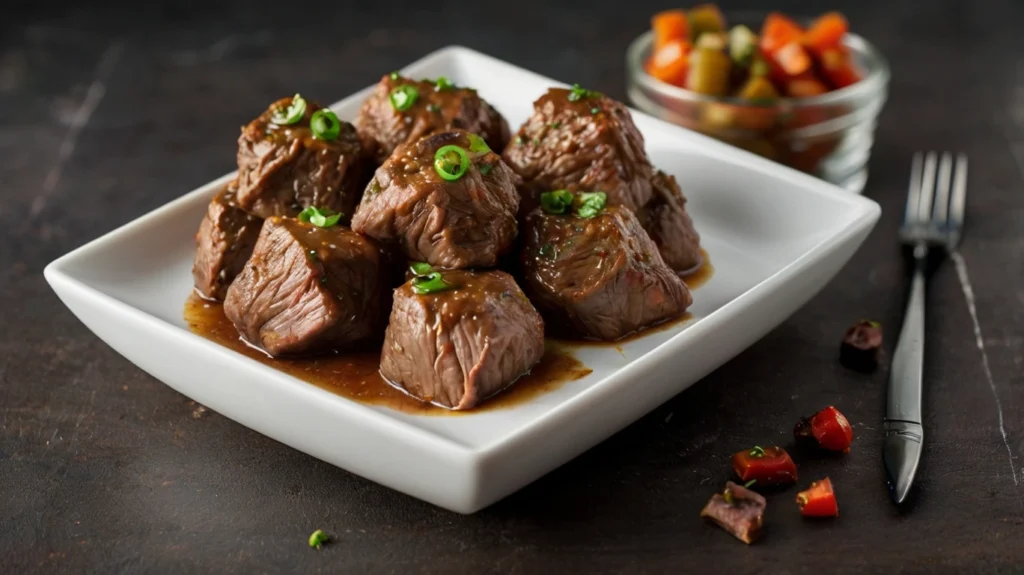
[796, 477, 839, 517]
[732, 445, 798, 486]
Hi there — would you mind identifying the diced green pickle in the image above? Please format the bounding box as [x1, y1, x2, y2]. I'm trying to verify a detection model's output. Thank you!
[687, 48, 731, 96]
[728, 25, 758, 67]
[688, 4, 727, 41]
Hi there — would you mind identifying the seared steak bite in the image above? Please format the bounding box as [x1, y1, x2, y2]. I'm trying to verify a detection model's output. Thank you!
[223, 217, 385, 357]
[521, 197, 692, 341]
[647, 170, 703, 272]
[350, 129, 520, 270]
[503, 86, 702, 272]
[356, 74, 510, 165]
[235, 94, 369, 220]
[192, 181, 263, 301]
[380, 270, 545, 410]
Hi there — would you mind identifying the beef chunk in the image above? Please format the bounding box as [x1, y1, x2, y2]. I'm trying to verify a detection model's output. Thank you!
[192, 181, 262, 301]
[223, 217, 384, 357]
[521, 204, 692, 340]
[647, 170, 703, 273]
[700, 481, 767, 545]
[350, 129, 520, 270]
[356, 74, 510, 165]
[380, 270, 544, 410]
[235, 95, 369, 220]
[503, 87, 702, 272]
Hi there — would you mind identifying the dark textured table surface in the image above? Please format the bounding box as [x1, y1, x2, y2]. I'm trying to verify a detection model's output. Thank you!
[2, 0, 1023, 572]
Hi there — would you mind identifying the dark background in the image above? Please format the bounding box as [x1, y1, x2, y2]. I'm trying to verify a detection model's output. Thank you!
[2, 0, 1023, 572]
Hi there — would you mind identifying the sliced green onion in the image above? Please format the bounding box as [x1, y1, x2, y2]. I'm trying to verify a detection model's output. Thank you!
[271, 93, 306, 125]
[389, 85, 419, 111]
[310, 109, 341, 140]
[478, 163, 493, 175]
[308, 529, 329, 549]
[298, 206, 342, 227]
[411, 272, 452, 295]
[426, 103, 441, 113]
[409, 262, 433, 275]
[540, 190, 574, 215]
[575, 191, 607, 218]
[434, 76, 454, 91]
[567, 83, 601, 102]
[467, 133, 490, 154]
[433, 145, 470, 181]
[389, 71, 400, 81]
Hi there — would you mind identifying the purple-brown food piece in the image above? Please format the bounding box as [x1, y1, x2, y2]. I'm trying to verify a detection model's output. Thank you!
[700, 481, 767, 544]
[840, 319, 883, 372]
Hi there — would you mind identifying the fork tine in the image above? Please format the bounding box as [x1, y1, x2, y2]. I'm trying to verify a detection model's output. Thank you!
[904, 152, 923, 224]
[933, 152, 953, 223]
[917, 152, 938, 223]
[949, 154, 968, 231]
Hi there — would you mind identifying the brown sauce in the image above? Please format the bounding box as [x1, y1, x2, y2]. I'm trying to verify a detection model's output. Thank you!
[184, 294, 591, 416]
[681, 248, 714, 290]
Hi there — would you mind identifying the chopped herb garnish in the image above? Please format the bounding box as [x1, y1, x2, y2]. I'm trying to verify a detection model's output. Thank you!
[467, 133, 490, 154]
[434, 76, 454, 91]
[748, 445, 766, 458]
[409, 262, 433, 276]
[271, 93, 307, 125]
[307, 249, 319, 262]
[478, 163, 493, 175]
[433, 145, 470, 181]
[549, 122, 561, 129]
[540, 189, 574, 215]
[389, 71, 400, 81]
[426, 103, 441, 113]
[575, 191, 607, 218]
[538, 243, 557, 259]
[309, 109, 341, 140]
[567, 83, 601, 102]
[514, 135, 525, 146]
[744, 479, 757, 488]
[411, 272, 452, 295]
[368, 179, 382, 196]
[590, 107, 600, 115]
[532, 138, 540, 145]
[308, 529, 329, 549]
[389, 85, 419, 111]
[298, 206, 343, 228]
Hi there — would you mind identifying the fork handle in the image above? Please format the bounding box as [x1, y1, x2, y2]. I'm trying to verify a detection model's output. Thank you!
[883, 243, 928, 504]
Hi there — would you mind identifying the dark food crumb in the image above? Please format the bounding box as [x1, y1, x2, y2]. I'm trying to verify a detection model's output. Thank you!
[840, 319, 883, 372]
[700, 481, 766, 544]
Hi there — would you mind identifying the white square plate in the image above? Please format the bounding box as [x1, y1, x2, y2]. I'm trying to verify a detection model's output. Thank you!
[45, 46, 881, 514]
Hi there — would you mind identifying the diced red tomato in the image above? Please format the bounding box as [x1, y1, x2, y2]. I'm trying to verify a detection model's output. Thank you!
[810, 406, 854, 452]
[803, 12, 849, 54]
[652, 10, 689, 50]
[773, 42, 811, 77]
[796, 477, 839, 517]
[760, 12, 804, 55]
[819, 47, 862, 89]
[732, 445, 798, 486]
[785, 74, 828, 98]
[646, 39, 691, 86]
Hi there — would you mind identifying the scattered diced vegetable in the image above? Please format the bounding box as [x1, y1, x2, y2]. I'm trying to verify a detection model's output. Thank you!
[728, 25, 758, 67]
[796, 406, 854, 452]
[739, 76, 778, 102]
[803, 12, 849, 54]
[652, 10, 689, 50]
[732, 445, 798, 486]
[840, 319, 883, 372]
[796, 477, 839, 517]
[760, 12, 804, 56]
[647, 39, 691, 85]
[695, 31, 727, 51]
[773, 41, 812, 76]
[700, 481, 766, 544]
[688, 4, 727, 41]
[687, 47, 731, 96]
[820, 47, 862, 89]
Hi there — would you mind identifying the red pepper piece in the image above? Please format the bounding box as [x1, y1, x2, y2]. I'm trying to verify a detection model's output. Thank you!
[810, 406, 854, 452]
[802, 12, 849, 54]
[732, 445, 798, 486]
[819, 47, 862, 89]
[796, 477, 839, 517]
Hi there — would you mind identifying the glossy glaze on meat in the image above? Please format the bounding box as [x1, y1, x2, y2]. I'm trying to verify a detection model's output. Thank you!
[192, 181, 263, 301]
[521, 205, 692, 340]
[236, 96, 369, 220]
[351, 129, 520, 270]
[503, 87, 702, 272]
[356, 74, 510, 165]
[380, 270, 545, 410]
[223, 217, 385, 357]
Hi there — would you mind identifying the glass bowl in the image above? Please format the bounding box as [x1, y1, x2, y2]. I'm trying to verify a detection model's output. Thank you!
[626, 22, 889, 193]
